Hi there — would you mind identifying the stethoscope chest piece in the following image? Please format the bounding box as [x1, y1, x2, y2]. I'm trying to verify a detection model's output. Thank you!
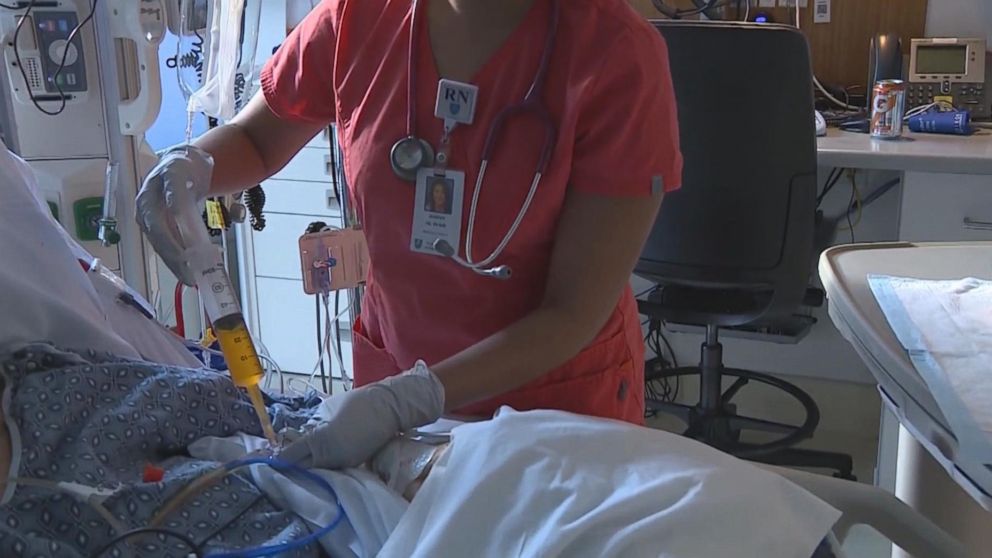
[390, 136, 435, 182]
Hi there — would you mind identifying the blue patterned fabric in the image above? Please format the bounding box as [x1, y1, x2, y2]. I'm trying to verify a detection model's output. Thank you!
[0, 344, 327, 558]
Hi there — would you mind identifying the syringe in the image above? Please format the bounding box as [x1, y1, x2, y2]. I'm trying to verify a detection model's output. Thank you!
[170, 169, 279, 447]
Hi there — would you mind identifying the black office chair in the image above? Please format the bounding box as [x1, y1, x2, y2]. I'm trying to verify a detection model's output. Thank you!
[637, 21, 854, 479]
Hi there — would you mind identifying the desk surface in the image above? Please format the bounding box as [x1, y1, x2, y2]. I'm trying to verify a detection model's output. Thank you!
[817, 128, 992, 175]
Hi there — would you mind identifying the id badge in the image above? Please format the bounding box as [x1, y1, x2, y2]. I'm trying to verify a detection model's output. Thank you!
[435, 79, 478, 126]
[411, 168, 465, 256]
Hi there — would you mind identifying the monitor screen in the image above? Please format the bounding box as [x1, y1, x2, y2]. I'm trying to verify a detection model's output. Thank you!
[915, 45, 968, 74]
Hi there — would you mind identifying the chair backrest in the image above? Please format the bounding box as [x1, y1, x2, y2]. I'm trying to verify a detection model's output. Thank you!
[637, 21, 818, 323]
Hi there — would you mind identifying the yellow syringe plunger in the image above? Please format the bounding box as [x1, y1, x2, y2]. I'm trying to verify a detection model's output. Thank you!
[213, 313, 278, 447]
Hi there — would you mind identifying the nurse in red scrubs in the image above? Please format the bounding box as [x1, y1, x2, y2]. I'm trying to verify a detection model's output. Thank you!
[137, 0, 682, 469]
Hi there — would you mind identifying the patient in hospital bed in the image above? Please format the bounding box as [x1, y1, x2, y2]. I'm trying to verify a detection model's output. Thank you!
[0, 144, 843, 557]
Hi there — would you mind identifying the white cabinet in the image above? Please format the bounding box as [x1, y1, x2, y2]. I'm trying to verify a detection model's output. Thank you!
[253, 213, 332, 280]
[899, 172, 992, 241]
[271, 146, 334, 183]
[255, 276, 353, 377]
[260, 178, 340, 218]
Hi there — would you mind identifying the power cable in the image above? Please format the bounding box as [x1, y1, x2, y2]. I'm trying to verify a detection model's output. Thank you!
[651, 0, 733, 19]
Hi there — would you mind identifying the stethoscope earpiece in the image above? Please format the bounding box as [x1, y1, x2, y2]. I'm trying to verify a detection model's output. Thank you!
[482, 265, 512, 280]
[432, 238, 456, 257]
[433, 239, 512, 280]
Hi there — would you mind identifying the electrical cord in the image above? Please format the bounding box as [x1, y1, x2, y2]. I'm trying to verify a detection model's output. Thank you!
[326, 125, 351, 390]
[315, 295, 328, 393]
[205, 458, 347, 558]
[644, 320, 679, 410]
[637, 286, 680, 412]
[659, 327, 678, 369]
[334, 290, 346, 386]
[851, 182, 863, 228]
[297, 296, 352, 395]
[841, 171, 864, 235]
[90, 528, 204, 558]
[816, 167, 844, 208]
[106, 458, 346, 558]
[790, 2, 863, 112]
[844, 172, 856, 243]
[7, 0, 99, 116]
[322, 292, 351, 390]
[303, 219, 350, 394]
[861, 176, 900, 207]
[651, 0, 732, 19]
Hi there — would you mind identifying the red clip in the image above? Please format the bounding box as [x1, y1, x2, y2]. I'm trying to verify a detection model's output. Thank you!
[143, 463, 165, 483]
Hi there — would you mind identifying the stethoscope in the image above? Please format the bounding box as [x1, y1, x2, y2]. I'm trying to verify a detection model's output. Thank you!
[390, 0, 559, 279]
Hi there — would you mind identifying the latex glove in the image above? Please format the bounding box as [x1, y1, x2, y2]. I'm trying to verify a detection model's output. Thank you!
[280, 362, 445, 470]
[135, 145, 214, 286]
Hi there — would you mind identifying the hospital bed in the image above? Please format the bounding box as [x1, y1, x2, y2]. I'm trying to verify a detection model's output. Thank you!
[0, 146, 971, 557]
[820, 242, 992, 555]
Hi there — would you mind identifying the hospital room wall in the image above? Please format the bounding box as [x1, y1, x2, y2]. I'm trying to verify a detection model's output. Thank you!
[924, 0, 992, 46]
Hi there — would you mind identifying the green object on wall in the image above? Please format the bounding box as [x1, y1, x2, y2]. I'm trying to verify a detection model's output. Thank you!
[73, 197, 104, 241]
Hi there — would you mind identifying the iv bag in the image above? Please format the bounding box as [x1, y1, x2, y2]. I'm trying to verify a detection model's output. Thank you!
[183, 0, 262, 121]
[169, 0, 210, 102]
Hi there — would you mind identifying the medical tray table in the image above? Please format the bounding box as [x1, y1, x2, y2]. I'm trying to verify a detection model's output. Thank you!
[818, 242, 992, 510]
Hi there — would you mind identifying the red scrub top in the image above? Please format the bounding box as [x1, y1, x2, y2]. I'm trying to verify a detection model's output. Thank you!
[261, 0, 682, 424]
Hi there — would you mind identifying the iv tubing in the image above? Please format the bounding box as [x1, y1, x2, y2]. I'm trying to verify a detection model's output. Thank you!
[149, 458, 347, 558]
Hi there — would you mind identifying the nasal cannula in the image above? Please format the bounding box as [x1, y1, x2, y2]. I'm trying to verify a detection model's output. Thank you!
[171, 164, 278, 447]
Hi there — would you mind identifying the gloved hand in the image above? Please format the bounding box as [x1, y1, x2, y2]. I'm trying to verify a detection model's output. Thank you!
[135, 145, 214, 286]
[280, 361, 445, 470]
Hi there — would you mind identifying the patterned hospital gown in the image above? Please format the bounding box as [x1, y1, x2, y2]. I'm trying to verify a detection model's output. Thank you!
[0, 344, 329, 558]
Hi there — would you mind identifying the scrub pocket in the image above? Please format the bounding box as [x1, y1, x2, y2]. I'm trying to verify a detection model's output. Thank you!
[352, 315, 401, 386]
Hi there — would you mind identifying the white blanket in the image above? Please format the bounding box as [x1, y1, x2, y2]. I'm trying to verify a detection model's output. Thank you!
[380, 408, 840, 558]
[188, 433, 408, 557]
[869, 274, 992, 464]
[0, 142, 199, 367]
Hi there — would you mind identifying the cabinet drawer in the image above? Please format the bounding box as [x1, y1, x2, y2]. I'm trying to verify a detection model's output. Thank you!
[255, 276, 354, 376]
[899, 172, 992, 242]
[260, 178, 341, 218]
[271, 146, 333, 183]
[252, 213, 343, 280]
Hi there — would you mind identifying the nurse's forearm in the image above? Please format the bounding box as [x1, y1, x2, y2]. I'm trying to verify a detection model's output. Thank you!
[193, 124, 269, 195]
[192, 94, 329, 196]
[432, 188, 664, 411]
[431, 307, 594, 411]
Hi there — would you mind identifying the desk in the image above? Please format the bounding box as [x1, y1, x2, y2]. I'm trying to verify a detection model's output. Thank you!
[818, 128, 992, 175]
[817, 129, 992, 244]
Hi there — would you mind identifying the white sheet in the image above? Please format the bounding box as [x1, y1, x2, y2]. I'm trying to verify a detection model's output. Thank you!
[381, 408, 840, 558]
[0, 142, 199, 367]
[869, 274, 992, 464]
[188, 433, 408, 558]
